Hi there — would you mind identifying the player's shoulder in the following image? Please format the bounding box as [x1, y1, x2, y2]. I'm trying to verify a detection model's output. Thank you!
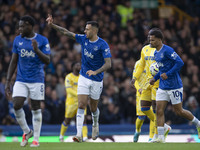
[96, 37, 108, 47]
[36, 33, 48, 40]
[65, 72, 73, 79]
[14, 35, 22, 40]
[163, 44, 173, 51]
[163, 44, 174, 53]
[142, 44, 155, 51]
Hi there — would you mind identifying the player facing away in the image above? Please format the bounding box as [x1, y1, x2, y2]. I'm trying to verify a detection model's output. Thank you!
[149, 28, 200, 143]
[46, 14, 112, 142]
[59, 62, 88, 142]
[5, 16, 51, 147]
[132, 60, 154, 142]
[131, 43, 171, 142]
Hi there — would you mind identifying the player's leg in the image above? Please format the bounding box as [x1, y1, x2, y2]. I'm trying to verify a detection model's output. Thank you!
[30, 100, 41, 147]
[89, 97, 100, 140]
[60, 103, 77, 142]
[134, 116, 145, 142]
[170, 88, 200, 138]
[73, 75, 90, 142]
[89, 80, 103, 140]
[140, 88, 154, 122]
[12, 81, 32, 147]
[82, 108, 88, 142]
[149, 119, 154, 141]
[59, 118, 72, 142]
[29, 83, 45, 147]
[73, 95, 88, 142]
[153, 88, 169, 143]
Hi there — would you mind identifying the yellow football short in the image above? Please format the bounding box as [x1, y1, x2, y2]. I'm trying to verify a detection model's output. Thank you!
[65, 103, 87, 118]
[140, 86, 157, 101]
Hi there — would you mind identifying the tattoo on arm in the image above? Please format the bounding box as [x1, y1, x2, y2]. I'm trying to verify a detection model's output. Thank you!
[51, 24, 75, 39]
[95, 58, 111, 74]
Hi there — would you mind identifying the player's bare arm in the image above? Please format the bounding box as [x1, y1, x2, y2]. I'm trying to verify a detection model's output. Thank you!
[86, 57, 111, 76]
[46, 14, 75, 40]
[32, 39, 50, 65]
[5, 53, 18, 97]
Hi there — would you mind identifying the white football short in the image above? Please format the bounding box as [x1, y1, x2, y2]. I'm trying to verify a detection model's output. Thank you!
[77, 75, 103, 100]
[12, 81, 45, 100]
[156, 87, 183, 105]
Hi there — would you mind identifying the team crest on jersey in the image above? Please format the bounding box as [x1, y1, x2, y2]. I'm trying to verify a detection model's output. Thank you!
[171, 52, 178, 60]
[94, 46, 98, 51]
[105, 48, 110, 55]
[45, 44, 50, 51]
[19, 42, 23, 45]
[146, 49, 148, 52]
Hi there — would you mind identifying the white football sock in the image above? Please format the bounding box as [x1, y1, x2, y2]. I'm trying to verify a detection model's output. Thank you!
[157, 126, 165, 139]
[32, 109, 42, 142]
[92, 108, 100, 126]
[192, 116, 200, 127]
[76, 109, 85, 137]
[14, 108, 30, 134]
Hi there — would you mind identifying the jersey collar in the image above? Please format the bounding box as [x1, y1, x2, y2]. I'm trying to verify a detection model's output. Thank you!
[24, 33, 37, 40]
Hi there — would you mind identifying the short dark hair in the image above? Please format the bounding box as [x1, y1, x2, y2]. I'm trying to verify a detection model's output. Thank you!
[20, 15, 35, 26]
[86, 21, 99, 29]
[149, 28, 164, 40]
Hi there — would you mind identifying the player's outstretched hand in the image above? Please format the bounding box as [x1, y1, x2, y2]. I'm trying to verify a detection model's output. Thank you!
[86, 70, 97, 76]
[149, 78, 155, 85]
[46, 14, 53, 25]
[161, 73, 168, 80]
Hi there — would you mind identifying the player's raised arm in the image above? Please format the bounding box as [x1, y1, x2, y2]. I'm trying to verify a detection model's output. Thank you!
[46, 14, 75, 40]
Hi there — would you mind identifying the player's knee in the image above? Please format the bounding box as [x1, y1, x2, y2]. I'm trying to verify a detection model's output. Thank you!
[31, 100, 41, 110]
[64, 118, 70, 125]
[13, 104, 22, 110]
[141, 107, 150, 112]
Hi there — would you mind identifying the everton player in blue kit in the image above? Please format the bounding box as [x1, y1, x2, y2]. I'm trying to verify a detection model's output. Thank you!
[5, 16, 50, 147]
[149, 28, 200, 142]
[46, 14, 112, 142]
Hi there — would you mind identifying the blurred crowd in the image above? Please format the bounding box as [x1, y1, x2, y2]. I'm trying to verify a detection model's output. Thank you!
[0, 0, 200, 126]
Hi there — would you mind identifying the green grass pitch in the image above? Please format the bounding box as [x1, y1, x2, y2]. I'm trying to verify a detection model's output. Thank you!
[1, 142, 200, 150]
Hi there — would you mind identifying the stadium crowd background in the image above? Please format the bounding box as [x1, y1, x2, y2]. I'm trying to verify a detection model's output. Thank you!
[0, 0, 200, 126]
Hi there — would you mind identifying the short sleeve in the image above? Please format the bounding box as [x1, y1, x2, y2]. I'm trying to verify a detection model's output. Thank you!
[41, 37, 51, 55]
[101, 41, 112, 58]
[75, 34, 85, 45]
[12, 38, 18, 54]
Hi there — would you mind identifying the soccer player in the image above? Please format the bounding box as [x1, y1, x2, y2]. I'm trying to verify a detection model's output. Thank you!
[46, 14, 112, 142]
[59, 62, 88, 142]
[131, 41, 171, 142]
[149, 28, 200, 142]
[5, 16, 51, 147]
[132, 60, 154, 142]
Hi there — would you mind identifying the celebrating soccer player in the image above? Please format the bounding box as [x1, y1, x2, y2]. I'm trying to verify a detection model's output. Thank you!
[46, 14, 112, 142]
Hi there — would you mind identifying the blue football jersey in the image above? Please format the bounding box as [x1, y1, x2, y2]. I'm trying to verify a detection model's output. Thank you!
[12, 33, 51, 83]
[154, 44, 184, 90]
[75, 34, 112, 81]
